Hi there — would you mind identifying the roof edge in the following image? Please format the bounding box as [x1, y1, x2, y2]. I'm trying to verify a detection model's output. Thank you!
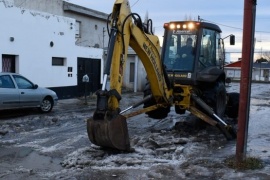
[63, 1, 109, 21]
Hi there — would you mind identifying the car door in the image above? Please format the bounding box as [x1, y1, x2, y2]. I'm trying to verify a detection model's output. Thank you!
[0, 74, 20, 109]
[12, 75, 41, 107]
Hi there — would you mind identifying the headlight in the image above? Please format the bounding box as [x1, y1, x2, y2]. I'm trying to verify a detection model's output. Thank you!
[188, 23, 195, 29]
[169, 23, 175, 29]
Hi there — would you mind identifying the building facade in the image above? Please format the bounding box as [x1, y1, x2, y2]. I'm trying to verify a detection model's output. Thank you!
[2, 0, 148, 100]
[13, 0, 110, 49]
[13, 0, 148, 92]
[1, 0, 104, 99]
[224, 60, 270, 82]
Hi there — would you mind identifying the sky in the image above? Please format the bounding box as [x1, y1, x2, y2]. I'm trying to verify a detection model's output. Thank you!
[65, 0, 270, 61]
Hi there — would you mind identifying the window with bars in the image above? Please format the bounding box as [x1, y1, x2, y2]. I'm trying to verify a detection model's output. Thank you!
[2, 55, 15, 72]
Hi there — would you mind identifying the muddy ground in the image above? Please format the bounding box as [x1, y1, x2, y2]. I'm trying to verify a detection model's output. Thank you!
[0, 82, 270, 180]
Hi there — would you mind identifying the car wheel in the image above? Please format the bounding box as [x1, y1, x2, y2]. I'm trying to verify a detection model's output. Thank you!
[39, 97, 53, 113]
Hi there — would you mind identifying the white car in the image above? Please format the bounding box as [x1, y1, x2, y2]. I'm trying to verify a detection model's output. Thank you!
[0, 72, 58, 113]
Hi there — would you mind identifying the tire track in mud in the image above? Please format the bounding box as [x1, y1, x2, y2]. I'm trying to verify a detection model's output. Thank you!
[1, 87, 270, 179]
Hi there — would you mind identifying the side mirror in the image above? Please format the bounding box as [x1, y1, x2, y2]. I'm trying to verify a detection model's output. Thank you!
[34, 84, 38, 89]
[230, 35, 235, 45]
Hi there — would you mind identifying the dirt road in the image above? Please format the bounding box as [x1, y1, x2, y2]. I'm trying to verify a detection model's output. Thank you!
[0, 83, 270, 179]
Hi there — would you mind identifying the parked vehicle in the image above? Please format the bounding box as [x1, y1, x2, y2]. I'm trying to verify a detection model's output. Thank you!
[0, 72, 58, 113]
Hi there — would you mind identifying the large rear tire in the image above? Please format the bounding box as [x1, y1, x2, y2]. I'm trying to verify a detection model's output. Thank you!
[201, 81, 226, 118]
[214, 81, 227, 118]
[225, 92, 239, 119]
[143, 81, 170, 119]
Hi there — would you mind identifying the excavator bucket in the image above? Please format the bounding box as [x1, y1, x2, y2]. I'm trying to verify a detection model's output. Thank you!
[87, 114, 131, 151]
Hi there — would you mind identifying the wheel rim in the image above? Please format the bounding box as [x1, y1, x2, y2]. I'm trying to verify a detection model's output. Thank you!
[41, 99, 52, 112]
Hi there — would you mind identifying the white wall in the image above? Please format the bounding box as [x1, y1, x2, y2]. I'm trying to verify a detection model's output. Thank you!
[13, 0, 110, 49]
[0, 0, 103, 87]
[224, 68, 241, 80]
[123, 53, 147, 92]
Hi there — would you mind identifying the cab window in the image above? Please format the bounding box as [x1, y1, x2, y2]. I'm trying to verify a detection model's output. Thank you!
[199, 29, 217, 69]
[163, 30, 197, 71]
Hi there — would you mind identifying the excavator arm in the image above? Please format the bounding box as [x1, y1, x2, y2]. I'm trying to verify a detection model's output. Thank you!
[87, 0, 172, 151]
[107, 0, 172, 108]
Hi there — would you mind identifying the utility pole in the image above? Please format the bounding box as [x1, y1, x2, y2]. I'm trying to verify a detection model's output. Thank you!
[236, 0, 257, 163]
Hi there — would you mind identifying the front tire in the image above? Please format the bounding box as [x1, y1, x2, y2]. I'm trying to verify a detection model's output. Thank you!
[143, 81, 170, 119]
[39, 97, 53, 113]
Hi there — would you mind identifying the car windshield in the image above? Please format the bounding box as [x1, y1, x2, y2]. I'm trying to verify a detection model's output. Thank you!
[163, 30, 197, 71]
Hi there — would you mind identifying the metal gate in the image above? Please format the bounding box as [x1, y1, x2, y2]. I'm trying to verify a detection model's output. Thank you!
[77, 58, 101, 97]
[2, 55, 15, 72]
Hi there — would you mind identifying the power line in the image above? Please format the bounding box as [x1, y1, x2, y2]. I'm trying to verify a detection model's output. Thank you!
[18, 0, 28, 7]
[226, 51, 269, 53]
[202, 19, 243, 30]
[255, 30, 270, 34]
[131, 0, 140, 7]
[202, 19, 270, 34]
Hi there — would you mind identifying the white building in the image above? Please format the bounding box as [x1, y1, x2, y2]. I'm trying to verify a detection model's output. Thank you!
[0, 0, 104, 99]
[224, 60, 270, 82]
[13, 0, 110, 49]
[122, 48, 147, 92]
[1, 0, 149, 100]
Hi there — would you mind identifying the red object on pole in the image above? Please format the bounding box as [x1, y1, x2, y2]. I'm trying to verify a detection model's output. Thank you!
[236, 0, 257, 162]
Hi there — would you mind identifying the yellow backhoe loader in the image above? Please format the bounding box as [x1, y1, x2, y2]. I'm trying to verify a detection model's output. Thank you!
[87, 0, 239, 151]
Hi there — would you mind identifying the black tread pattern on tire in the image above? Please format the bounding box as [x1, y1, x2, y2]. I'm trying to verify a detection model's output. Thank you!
[225, 92, 239, 119]
[214, 81, 227, 118]
[201, 81, 226, 118]
[143, 81, 170, 119]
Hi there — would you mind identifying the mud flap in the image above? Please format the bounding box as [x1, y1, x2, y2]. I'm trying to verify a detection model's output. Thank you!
[87, 114, 131, 151]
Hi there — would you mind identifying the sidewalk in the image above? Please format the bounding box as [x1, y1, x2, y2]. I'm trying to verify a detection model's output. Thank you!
[54, 91, 144, 112]
[55, 95, 97, 112]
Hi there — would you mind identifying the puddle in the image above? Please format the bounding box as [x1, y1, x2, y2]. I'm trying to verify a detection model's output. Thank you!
[19, 151, 63, 171]
[0, 146, 63, 171]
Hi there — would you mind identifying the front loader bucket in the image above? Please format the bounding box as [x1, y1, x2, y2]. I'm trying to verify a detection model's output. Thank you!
[87, 114, 130, 151]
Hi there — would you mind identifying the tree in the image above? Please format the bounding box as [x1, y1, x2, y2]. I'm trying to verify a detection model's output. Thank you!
[255, 57, 268, 63]
[184, 14, 195, 21]
[262, 51, 270, 61]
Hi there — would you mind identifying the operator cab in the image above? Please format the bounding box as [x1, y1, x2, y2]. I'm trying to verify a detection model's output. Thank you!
[162, 21, 226, 85]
